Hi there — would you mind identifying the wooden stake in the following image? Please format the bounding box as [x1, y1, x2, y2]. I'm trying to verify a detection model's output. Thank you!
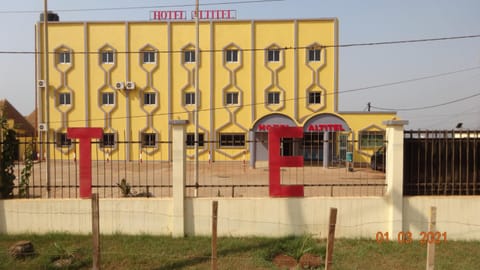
[426, 206, 436, 270]
[92, 193, 100, 270]
[325, 207, 337, 270]
[211, 201, 218, 270]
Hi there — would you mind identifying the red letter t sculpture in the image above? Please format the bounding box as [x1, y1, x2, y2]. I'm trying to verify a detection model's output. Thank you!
[67, 128, 103, 198]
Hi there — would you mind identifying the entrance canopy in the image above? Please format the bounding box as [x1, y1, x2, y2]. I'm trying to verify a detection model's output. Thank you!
[303, 113, 350, 132]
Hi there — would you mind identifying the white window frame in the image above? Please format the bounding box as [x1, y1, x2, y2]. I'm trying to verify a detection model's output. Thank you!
[102, 93, 114, 105]
[59, 93, 71, 105]
[267, 49, 280, 62]
[308, 48, 321, 62]
[143, 51, 156, 64]
[142, 133, 157, 148]
[144, 92, 156, 105]
[225, 49, 238, 62]
[185, 92, 195, 105]
[184, 50, 196, 63]
[58, 51, 71, 64]
[219, 133, 245, 148]
[308, 91, 321, 104]
[225, 92, 239, 105]
[267, 92, 280, 105]
[101, 51, 115, 64]
[186, 133, 205, 148]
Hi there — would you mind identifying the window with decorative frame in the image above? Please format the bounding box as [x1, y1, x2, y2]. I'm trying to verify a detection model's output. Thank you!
[101, 51, 114, 64]
[185, 92, 195, 105]
[267, 92, 280, 105]
[308, 91, 321, 104]
[58, 51, 71, 64]
[142, 51, 156, 64]
[225, 92, 239, 105]
[101, 133, 115, 148]
[267, 49, 280, 62]
[219, 133, 245, 148]
[186, 133, 205, 147]
[56, 133, 72, 147]
[308, 48, 321, 62]
[141, 133, 157, 148]
[225, 49, 238, 62]
[144, 92, 156, 105]
[184, 50, 196, 63]
[59, 93, 71, 105]
[102, 93, 114, 105]
[359, 130, 385, 149]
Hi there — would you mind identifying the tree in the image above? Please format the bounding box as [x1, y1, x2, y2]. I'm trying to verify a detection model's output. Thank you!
[0, 116, 17, 199]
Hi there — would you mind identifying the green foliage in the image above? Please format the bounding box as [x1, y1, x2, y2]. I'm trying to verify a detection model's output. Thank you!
[19, 143, 33, 198]
[262, 234, 325, 261]
[0, 116, 17, 199]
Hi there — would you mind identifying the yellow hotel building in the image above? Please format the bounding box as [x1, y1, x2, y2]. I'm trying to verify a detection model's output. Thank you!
[35, 14, 396, 166]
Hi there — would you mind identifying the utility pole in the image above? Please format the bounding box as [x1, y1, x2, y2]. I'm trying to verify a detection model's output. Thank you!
[194, 0, 200, 197]
[43, 0, 51, 198]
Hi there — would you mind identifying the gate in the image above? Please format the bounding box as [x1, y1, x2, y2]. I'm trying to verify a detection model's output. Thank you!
[404, 130, 480, 195]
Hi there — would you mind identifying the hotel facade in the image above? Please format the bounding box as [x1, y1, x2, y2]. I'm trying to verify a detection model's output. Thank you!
[35, 14, 396, 166]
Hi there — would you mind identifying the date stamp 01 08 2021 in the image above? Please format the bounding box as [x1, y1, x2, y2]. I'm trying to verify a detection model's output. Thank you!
[375, 231, 448, 244]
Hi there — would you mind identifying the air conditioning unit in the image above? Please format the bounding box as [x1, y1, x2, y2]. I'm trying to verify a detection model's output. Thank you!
[37, 80, 46, 88]
[126, 81, 135, 90]
[38, 123, 48, 131]
[114, 82, 125, 90]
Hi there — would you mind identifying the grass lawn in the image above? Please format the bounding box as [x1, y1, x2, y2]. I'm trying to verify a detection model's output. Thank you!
[0, 233, 479, 269]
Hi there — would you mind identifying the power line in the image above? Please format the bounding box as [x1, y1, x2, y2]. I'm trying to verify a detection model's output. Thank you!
[371, 92, 480, 112]
[0, 0, 285, 14]
[1, 34, 480, 55]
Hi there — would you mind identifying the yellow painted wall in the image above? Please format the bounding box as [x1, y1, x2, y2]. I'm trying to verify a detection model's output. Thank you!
[37, 19, 396, 163]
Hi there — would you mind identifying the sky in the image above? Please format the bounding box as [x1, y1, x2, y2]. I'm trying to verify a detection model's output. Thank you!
[0, 0, 479, 130]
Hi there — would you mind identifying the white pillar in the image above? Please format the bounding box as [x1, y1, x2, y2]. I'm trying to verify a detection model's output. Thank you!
[170, 119, 188, 237]
[383, 119, 408, 236]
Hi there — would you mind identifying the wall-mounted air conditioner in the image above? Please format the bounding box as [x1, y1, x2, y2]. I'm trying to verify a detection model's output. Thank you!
[126, 81, 135, 90]
[115, 82, 125, 90]
[38, 123, 48, 131]
[37, 80, 46, 88]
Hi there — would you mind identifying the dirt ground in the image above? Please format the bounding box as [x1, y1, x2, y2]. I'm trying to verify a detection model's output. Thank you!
[13, 160, 385, 199]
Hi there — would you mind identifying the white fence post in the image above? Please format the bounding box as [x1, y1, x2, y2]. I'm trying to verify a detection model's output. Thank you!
[170, 119, 188, 237]
[383, 119, 408, 236]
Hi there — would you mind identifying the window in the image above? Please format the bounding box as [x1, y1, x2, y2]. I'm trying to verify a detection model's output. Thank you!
[308, 92, 321, 104]
[143, 51, 156, 64]
[184, 50, 196, 63]
[267, 92, 280, 105]
[267, 49, 280, 62]
[225, 92, 239, 105]
[59, 93, 71, 105]
[144, 93, 156, 105]
[225, 49, 238, 62]
[58, 51, 71, 64]
[359, 131, 385, 149]
[101, 51, 114, 64]
[142, 133, 156, 148]
[185, 92, 195, 105]
[101, 133, 115, 148]
[220, 134, 245, 147]
[56, 133, 71, 147]
[308, 48, 321, 62]
[186, 133, 205, 147]
[102, 93, 114, 105]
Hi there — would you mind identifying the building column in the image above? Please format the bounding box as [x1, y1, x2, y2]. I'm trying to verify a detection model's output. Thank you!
[249, 130, 256, 168]
[323, 131, 329, 168]
[383, 119, 408, 236]
[170, 119, 188, 237]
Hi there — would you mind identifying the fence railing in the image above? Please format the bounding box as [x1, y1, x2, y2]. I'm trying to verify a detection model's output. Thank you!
[404, 130, 480, 195]
[7, 138, 386, 199]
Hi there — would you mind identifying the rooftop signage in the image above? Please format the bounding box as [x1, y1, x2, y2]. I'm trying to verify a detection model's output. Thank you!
[150, 9, 237, 21]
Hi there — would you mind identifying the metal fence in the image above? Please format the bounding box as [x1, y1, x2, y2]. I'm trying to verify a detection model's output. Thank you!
[8, 137, 386, 199]
[404, 130, 480, 195]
